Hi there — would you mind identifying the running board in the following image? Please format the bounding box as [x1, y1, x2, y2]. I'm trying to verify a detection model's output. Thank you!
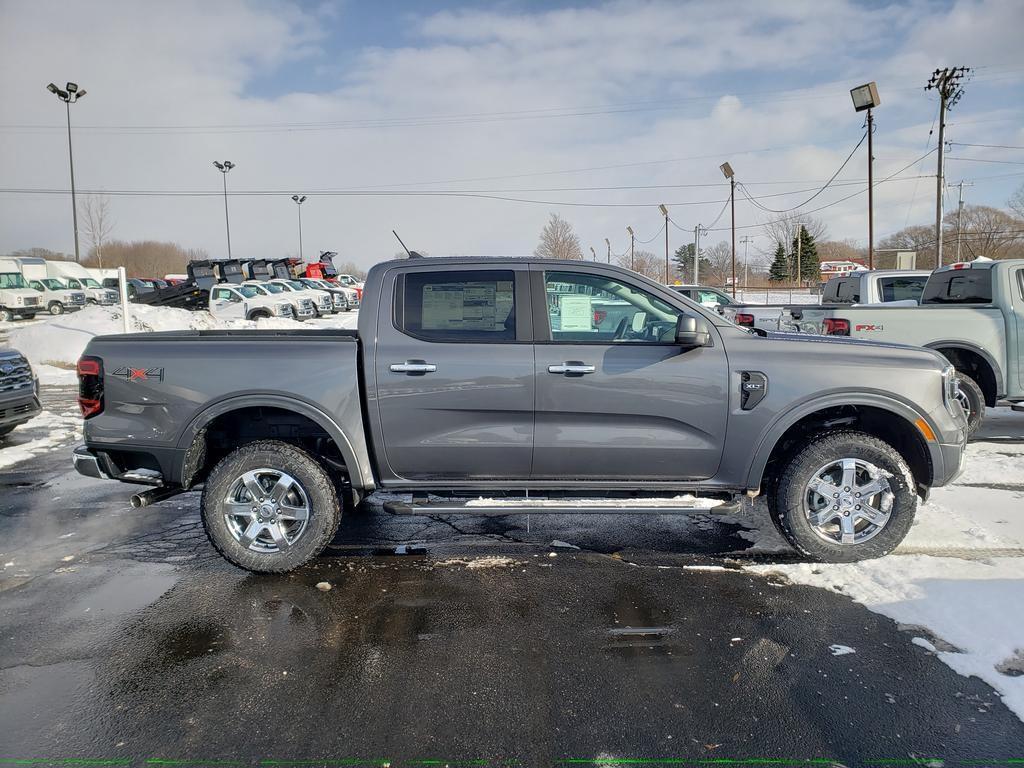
[382, 498, 742, 517]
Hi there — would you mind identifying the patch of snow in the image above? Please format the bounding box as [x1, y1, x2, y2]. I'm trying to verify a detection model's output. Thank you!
[433, 555, 517, 570]
[0, 409, 81, 470]
[829, 644, 856, 656]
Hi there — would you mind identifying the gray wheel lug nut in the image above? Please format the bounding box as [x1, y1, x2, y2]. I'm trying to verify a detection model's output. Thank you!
[833, 493, 839, 498]
[833, 505, 839, 510]
[844, 486, 850, 492]
[855, 505, 861, 510]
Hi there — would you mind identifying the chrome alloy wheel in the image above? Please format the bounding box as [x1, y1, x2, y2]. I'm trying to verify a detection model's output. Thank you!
[953, 386, 972, 419]
[224, 468, 310, 552]
[804, 458, 894, 545]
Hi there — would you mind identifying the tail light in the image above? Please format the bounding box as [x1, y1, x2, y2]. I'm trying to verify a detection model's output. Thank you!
[593, 309, 607, 325]
[735, 312, 755, 327]
[77, 355, 104, 418]
[823, 318, 850, 336]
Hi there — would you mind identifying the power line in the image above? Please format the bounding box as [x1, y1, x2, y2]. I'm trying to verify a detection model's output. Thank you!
[950, 142, 1024, 151]
[946, 156, 1024, 166]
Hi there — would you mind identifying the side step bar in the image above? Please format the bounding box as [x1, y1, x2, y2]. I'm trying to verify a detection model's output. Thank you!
[383, 498, 743, 517]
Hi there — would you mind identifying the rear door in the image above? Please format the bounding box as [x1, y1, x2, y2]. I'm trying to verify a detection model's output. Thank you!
[531, 266, 728, 481]
[373, 265, 535, 481]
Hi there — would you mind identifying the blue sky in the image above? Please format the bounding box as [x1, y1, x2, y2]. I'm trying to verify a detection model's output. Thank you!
[1, 0, 1022, 267]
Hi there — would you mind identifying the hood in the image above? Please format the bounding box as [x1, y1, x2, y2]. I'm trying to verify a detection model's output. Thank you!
[760, 329, 948, 371]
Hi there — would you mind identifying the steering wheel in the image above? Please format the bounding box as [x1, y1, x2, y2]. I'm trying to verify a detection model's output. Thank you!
[612, 316, 631, 340]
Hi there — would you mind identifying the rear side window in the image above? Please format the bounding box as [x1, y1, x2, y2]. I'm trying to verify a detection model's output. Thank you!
[834, 279, 860, 303]
[399, 270, 517, 342]
[921, 270, 993, 304]
[878, 276, 927, 302]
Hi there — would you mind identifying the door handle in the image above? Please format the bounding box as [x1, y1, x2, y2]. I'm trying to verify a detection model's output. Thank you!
[548, 362, 596, 376]
[390, 360, 437, 375]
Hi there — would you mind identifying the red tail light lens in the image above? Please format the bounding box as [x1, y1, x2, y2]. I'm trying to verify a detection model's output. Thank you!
[735, 312, 755, 327]
[77, 355, 104, 418]
[824, 318, 850, 336]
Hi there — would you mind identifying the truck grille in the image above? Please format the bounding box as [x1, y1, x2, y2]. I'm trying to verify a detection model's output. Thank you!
[104, 291, 118, 303]
[300, 298, 314, 311]
[70, 292, 87, 305]
[23, 297, 40, 307]
[0, 354, 33, 394]
[0, 402, 35, 420]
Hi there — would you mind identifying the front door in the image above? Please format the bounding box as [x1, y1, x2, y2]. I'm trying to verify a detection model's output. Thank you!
[373, 266, 535, 481]
[532, 267, 728, 481]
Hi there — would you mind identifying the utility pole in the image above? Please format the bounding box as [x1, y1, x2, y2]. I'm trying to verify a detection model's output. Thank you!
[867, 107, 875, 269]
[47, 82, 87, 262]
[739, 235, 754, 288]
[954, 180, 974, 263]
[626, 226, 635, 271]
[720, 162, 736, 296]
[658, 205, 669, 282]
[926, 67, 970, 269]
[793, 222, 807, 287]
[605, 238, 611, 265]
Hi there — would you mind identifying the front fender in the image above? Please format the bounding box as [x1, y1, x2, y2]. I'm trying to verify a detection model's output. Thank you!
[175, 393, 375, 491]
[743, 390, 932, 491]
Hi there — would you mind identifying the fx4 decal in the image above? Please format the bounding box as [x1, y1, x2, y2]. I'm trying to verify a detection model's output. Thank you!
[855, 324, 884, 332]
[110, 366, 164, 382]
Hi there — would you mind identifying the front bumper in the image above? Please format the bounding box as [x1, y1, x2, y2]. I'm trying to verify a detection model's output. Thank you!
[0, 392, 41, 430]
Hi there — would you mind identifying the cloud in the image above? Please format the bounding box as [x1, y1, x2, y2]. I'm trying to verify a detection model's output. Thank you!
[0, 0, 1021, 268]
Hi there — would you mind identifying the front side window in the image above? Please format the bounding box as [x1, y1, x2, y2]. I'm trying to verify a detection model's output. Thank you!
[212, 288, 235, 301]
[878, 276, 927, 302]
[544, 271, 682, 343]
[696, 289, 730, 307]
[400, 270, 516, 342]
[238, 285, 262, 298]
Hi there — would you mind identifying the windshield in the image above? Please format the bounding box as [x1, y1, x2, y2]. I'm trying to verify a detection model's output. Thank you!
[261, 282, 285, 294]
[0, 272, 29, 289]
[40, 278, 67, 290]
[238, 285, 263, 298]
[82, 277, 101, 288]
[284, 280, 307, 290]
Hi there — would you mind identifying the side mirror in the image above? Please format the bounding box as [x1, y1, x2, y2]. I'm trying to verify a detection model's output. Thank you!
[675, 315, 710, 349]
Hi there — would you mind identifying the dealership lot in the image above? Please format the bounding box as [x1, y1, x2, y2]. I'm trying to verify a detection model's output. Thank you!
[2, 330, 1023, 760]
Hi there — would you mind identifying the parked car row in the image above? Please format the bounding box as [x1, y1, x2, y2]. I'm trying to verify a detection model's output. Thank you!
[0, 257, 121, 321]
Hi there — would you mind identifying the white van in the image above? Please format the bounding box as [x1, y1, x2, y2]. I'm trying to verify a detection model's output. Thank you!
[46, 260, 119, 305]
[14, 257, 87, 315]
[0, 258, 44, 322]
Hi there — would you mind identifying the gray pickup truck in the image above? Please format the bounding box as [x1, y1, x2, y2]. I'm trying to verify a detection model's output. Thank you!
[73, 257, 968, 572]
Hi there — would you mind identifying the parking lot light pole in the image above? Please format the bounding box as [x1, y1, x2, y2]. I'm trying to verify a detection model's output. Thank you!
[589, 246, 597, 261]
[47, 82, 86, 262]
[658, 205, 669, 282]
[719, 163, 736, 297]
[850, 82, 880, 269]
[213, 161, 235, 258]
[626, 226, 635, 271]
[604, 238, 611, 264]
[291, 195, 307, 261]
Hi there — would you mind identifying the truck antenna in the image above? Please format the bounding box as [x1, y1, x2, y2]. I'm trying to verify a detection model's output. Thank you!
[392, 230, 423, 259]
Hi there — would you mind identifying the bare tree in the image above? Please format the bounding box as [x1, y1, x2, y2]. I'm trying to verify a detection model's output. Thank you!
[943, 204, 1024, 261]
[1010, 183, 1024, 220]
[702, 241, 733, 285]
[877, 225, 936, 268]
[818, 239, 865, 264]
[614, 249, 661, 280]
[82, 240, 207, 278]
[79, 194, 115, 267]
[761, 214, 827, 250]
[334, 260, 367, 279]
[534, 213, 583, 260]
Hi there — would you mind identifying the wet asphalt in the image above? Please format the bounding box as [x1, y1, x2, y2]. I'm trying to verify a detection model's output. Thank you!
[2, 389, 1024, 764]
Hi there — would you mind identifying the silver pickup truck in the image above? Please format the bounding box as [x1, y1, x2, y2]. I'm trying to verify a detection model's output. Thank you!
[72, 257, 967, 572]
[783, 260, 1024, 434]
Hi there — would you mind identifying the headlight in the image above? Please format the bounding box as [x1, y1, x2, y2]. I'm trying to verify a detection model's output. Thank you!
[15, 296, 23, 305]
[942, 365, 960, 415]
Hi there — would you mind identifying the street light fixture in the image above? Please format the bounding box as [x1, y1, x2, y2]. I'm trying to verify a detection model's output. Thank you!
[719, 163, 737, 297]
[47, 80, 87, 261]
[291, 195, 308, 261]
[213, 161, 236, 258]
[850, 82, 880, 269]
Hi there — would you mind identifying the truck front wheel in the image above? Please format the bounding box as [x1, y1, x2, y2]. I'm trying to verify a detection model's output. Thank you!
[48, 302, 64, 316]
[769, 431, 917, 562]
[953, 372, 984, 437]
[201, 440, 342, 573]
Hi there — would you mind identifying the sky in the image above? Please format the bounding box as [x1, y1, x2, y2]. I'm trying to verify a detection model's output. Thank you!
[1, 0, 1023, 270]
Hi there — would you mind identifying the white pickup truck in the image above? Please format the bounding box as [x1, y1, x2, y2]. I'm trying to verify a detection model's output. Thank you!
[722, 270, 931, 331]
[208, 283, 295, 322]
[787, 260, 1024, 433]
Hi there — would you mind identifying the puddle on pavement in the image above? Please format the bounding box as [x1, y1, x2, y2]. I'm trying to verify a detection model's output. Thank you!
[603, 582, 681, 656]
[160, 620, 232, 664]
[69, 562, 178, 617]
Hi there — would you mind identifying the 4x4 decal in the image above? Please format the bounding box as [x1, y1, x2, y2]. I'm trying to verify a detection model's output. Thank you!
[110, 366, 164, 382]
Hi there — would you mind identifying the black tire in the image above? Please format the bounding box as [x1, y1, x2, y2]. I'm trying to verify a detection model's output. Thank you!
[247, 310, 271, 321]
[953, 371, 984, 437]
[48, 302, 64, 316]
[769, 430, 917, 563]
[0, 425, 14, 439]
[0, 309, 12, 322]
[201, 440, 341, 573]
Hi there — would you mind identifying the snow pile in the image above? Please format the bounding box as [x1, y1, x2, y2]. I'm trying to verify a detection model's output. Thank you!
[0, 410, 82, 470]
[7, 304, 358, 369]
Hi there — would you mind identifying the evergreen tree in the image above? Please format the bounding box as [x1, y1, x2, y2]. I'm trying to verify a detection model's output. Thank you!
[789, 226, 819, 284]
[768, 242, 789, 282]
[672, 244, 694, 281]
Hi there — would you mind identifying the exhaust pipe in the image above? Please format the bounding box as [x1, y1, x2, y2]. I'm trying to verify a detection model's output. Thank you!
[130, 486, 183, 508]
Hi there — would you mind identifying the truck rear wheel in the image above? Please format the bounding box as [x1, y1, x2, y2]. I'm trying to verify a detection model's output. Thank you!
[201, 440, 342, 573]
[953, 372, 984, 437]
[769, 431, 917, 562]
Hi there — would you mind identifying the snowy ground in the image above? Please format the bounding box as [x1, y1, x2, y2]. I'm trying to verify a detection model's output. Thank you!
[2, 304, 1023, 721]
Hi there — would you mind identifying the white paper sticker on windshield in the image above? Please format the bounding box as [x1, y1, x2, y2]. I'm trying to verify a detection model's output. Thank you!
[559, 295, 593, 331]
